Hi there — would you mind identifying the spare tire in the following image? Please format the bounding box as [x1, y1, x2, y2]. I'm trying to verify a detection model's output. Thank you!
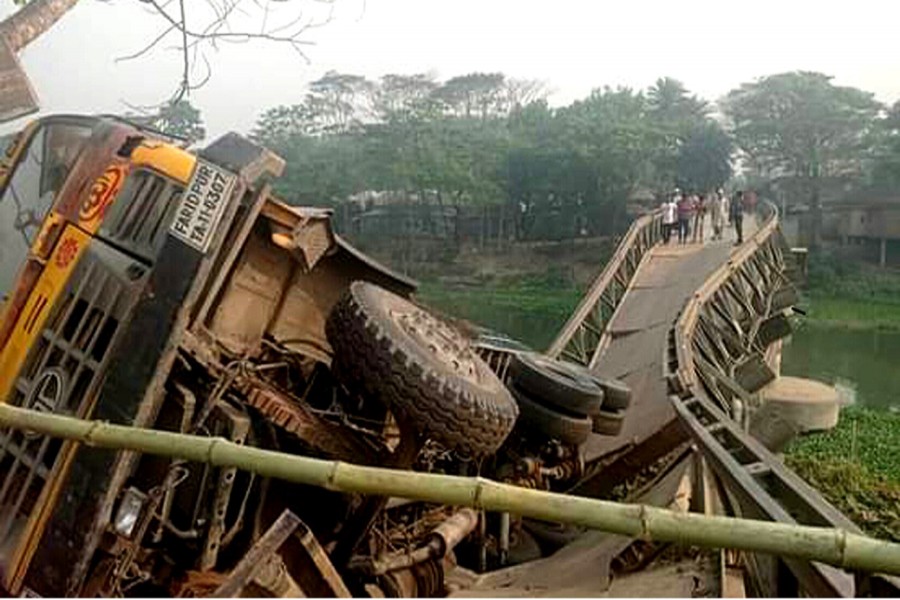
[592, 376, 632, 411]
[511, 387, 592, 446]
[592, 408, 626, 436]
[510, 352, 604, 416]
[326, 282, 518, 456]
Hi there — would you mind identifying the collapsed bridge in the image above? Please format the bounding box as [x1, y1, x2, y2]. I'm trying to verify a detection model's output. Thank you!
[0, 115, 896, 598]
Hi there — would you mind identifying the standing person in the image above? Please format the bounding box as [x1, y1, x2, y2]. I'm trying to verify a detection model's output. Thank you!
[720, 189, 731, 231]
[692, 193, 708, 243]
[731, 190, 745, 245]
[709, 189, 724, 241]
[677, 192, 694, 244]
[661, 192, 678, 244]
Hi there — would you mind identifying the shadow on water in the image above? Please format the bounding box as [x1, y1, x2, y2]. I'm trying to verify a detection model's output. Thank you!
[782, 326, 900, 411]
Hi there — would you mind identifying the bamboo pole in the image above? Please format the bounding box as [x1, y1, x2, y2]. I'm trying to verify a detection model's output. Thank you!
[1, 404, 899, 576]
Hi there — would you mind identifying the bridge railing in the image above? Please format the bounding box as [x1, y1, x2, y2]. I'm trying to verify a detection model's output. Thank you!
[666, 202, 900, 597]
[546, 210, 664, 366]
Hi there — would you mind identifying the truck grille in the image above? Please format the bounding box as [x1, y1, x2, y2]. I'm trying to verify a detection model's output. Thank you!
[0, 240, 145, 556]
[103, 169, 184, 261]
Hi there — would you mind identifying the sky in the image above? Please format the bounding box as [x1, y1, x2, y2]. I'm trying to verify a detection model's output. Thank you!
[3, 0, 900, 140]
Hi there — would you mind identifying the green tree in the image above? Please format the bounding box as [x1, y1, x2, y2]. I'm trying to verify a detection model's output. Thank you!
[554, 87, 660, 234]
[149, 99, 206, 144]
[374, 73, 441, 122]
[646, 76, 713, 192]
[870, 100, 900, 189]
[647, 76, 709, 125]
[722, 71, 882, 245]
[251, 72, 730, 244]
[676, 122, 733, 192]
[250, 104, 314, 150]
[433, 73, 508, 119]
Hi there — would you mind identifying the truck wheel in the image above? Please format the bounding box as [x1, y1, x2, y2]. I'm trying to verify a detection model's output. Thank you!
[510, 352, 604, 416]
[511, 387, 592, 446]
[593, 376, 632, 411]
[592, 409, 625, 436]
[326, 282, 518, 456]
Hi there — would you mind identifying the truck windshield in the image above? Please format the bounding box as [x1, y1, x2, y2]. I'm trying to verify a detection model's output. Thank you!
[0, 122, 92, 297]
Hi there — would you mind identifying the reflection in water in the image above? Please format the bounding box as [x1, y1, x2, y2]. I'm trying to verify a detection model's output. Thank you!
[781, 326, 900, 411]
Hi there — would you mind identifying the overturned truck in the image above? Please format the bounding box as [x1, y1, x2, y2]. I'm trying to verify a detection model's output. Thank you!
[0, 115, 629, 596]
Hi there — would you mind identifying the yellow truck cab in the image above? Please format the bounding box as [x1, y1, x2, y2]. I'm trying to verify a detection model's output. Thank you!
[0, 114, 423, 596]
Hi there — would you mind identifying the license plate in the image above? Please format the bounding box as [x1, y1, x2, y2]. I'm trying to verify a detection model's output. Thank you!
[169, 159, 237, 253]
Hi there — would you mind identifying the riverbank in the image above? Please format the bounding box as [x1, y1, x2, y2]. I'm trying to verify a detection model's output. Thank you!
[802, 253, 900, 330]
[786, 407, 900, 542]
[417, 274, 583, 349]
[802, 295, 900, 330]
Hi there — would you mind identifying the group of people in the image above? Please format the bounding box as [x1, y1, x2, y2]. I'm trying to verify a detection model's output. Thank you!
[660, 188, 755, 247]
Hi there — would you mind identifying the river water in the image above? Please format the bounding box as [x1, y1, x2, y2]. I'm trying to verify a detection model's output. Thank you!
[781, 326, 900, 411]
[422, 285, 898, 411]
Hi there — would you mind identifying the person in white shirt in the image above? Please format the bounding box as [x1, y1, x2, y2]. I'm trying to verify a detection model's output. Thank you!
[710, 188, 725, 240]
[720, 190, 730, 230]
[661, 189, 679, 244]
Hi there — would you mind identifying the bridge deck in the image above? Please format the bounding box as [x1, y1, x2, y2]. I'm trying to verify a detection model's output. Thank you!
[584, 220, 757, 462]
[452, 219, 763, 597]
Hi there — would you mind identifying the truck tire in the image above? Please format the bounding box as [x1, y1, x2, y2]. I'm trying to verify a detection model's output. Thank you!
[511, 387, 592, 446]
[593, 376, 632, 411]
[592, 408, 625, 436]
[510, 352, 604, 416]
[326, 282, 518, 456]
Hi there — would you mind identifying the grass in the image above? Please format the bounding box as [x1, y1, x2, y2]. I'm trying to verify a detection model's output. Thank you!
[801, 252, 900, 330]
[786, 407, 900, 541]
[418, 274, 582, 316]
[416, 272, 584, 349]
[803, 296, 900, 330]
[787, 407, 900, 482]
[786, 456, 900, 542]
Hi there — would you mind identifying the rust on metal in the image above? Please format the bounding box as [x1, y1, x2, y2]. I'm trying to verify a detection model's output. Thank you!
[211, 509, 302, 598]
[242, 383, 383, 462]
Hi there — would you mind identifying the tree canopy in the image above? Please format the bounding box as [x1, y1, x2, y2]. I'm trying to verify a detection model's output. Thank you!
[123, 99, 206, 145]
[722, 71, 883, 244]
[252, 72, 733, 242]
[870, 100, 900, 189]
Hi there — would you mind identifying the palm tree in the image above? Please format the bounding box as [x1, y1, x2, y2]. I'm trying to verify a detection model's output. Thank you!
[647, 76, 709, 122]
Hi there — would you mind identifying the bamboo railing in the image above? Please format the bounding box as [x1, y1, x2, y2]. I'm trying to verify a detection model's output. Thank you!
[0, 403, 899, 577]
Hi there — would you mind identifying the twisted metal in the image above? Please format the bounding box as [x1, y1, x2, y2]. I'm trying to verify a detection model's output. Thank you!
[667, 203, 899, 596]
